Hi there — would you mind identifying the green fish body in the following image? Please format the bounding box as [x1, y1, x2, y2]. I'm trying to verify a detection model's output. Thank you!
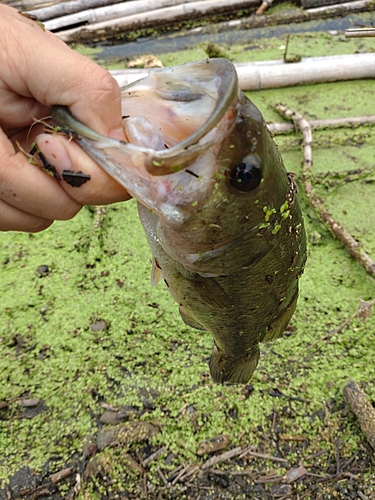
[52, 58, 306, 384]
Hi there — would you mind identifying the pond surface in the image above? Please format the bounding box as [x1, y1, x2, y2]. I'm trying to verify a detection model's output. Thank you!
[96, 12, 374, 59]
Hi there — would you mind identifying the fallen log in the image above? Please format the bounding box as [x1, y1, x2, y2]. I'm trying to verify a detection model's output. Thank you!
[236, 53, 375, 89]
[7, 0, 54, 9]
[109, 54, 375, 91]
[305, 0, 370, 13]
[344, 381, 375, 450]
[27, 0, 125, 22]
[301, 0, 357, 8]
[56, 0, 261, 41]
[345, 27, 375, 37]
[268, 115, 375, 134]
[189, 0, 375, 38]
[42, 0, 202, 31]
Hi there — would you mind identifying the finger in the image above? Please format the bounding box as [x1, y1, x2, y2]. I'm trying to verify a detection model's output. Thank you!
[0, 6, 124, 139]
[0, 198, 53, 232]
[0, 128, 82, 220]
[36, 133, 131, 205]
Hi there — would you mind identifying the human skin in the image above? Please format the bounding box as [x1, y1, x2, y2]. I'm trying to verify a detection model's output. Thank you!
[0, 4, 130, 233]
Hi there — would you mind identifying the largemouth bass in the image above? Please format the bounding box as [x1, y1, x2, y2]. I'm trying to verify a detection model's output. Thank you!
[51, 58, 306, 384]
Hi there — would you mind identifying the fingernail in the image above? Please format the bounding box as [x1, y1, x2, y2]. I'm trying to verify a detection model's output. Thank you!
[36, 134, 72, 173]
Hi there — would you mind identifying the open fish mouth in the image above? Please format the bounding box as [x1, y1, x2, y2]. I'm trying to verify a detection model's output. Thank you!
[51, 58, 238, 179]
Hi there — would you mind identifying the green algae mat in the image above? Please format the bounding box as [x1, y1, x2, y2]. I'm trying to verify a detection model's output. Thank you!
[1, 35, 375, 500]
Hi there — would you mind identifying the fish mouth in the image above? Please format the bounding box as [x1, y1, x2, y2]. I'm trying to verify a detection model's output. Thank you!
[51, 58, 238, 179]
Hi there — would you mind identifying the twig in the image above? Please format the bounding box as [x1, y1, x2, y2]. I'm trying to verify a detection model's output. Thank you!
[310, 166, 375, 192]
[289, 298, 375, 359]
[256, 0, 274, 15]
[157, 468, 169, 486]
[26, 0, 125, 21]
[301, 0, 354, 7]
[201, 447, 243, 470]
[57, 0, 260, 41]
[335, 438, 341, 476]
[345, 27, 375, 37]
[142, 446, 166, 467]
[171, 464, 190, 485]
[358, 491, 368, 500]
[208, 469, 256, 476]
[50, 467, 74, 483]
[92, 205, 107, 231]
[167, 464, 184, 481]
[142, 473, 148, 498]
[267, 115, 375, 134]
[242, 450, 289, 463]
[180, 465, 201, 482]
[344, 380, 375, 450]
[275, 103, 375, 278]
[255, 473, 284, 483]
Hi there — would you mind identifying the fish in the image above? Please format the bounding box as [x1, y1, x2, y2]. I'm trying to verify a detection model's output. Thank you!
[51, 58, 306, 384]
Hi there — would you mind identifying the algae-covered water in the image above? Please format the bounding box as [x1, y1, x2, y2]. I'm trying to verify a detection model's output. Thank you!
[1, 29, 375, 499]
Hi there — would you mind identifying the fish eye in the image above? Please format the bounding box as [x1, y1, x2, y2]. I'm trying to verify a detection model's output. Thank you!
[229, 155, 262, 192]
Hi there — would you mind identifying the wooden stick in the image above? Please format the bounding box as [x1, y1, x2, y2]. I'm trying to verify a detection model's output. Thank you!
[301, 0, 355, 8]
[306, 0, 371, 13]
[290, 298, 374, 359]
[235, 53, 375, 90]
[268, 115, 375, 134]
[109, 54, 375, 92]
[255, 0, 274, 15]
[345, 27, 375, 37]
[43, 0, 201, 31]
[26, 0, 125, 21]
[344, 381, 375, 450]
[276, 103, 375, 278]
[183, 0, 374, 39]
[142, 446, 166, 467]
[9, 0, 53, 9]
[242, 451, 289, 463]
[201, 447, 243, 470]
[56, 0, 260, 41]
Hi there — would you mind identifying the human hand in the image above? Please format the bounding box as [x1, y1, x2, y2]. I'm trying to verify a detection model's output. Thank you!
[0, 4, 130, 233]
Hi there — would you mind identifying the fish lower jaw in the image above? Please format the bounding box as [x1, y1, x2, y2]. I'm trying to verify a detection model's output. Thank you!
[209, 345, 260, 385]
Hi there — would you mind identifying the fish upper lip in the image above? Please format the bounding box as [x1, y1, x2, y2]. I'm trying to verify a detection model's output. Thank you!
[51, 59, 239, 176]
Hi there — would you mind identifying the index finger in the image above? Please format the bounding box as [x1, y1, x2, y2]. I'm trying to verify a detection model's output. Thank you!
[0, 5, 124, 140]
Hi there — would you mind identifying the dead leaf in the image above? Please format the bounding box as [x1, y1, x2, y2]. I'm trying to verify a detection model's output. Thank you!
[357, 299, 374, 322]
[282, 465, 307, 483]
[127, 55, 163, 69]
[197, 434, 231, 456]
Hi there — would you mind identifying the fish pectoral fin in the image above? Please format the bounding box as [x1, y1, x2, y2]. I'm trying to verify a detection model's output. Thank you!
[179, 306, 206, 331]
[151, 258, 162, 287]
[209, 345, 260, 384]
[190, 277, 231, 309]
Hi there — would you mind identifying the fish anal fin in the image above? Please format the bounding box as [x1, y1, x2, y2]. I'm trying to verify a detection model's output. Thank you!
[209, 345, 260, 384]
[151, 258, 162, 287]
[262, 293, 298, 342]
[179, 305, 206, 331]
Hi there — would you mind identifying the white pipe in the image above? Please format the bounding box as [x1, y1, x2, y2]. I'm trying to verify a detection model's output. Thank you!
[109, 54, 375, 91]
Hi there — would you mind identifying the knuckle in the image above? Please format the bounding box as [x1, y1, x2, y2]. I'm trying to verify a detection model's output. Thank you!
[82, 62, 120, 105]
